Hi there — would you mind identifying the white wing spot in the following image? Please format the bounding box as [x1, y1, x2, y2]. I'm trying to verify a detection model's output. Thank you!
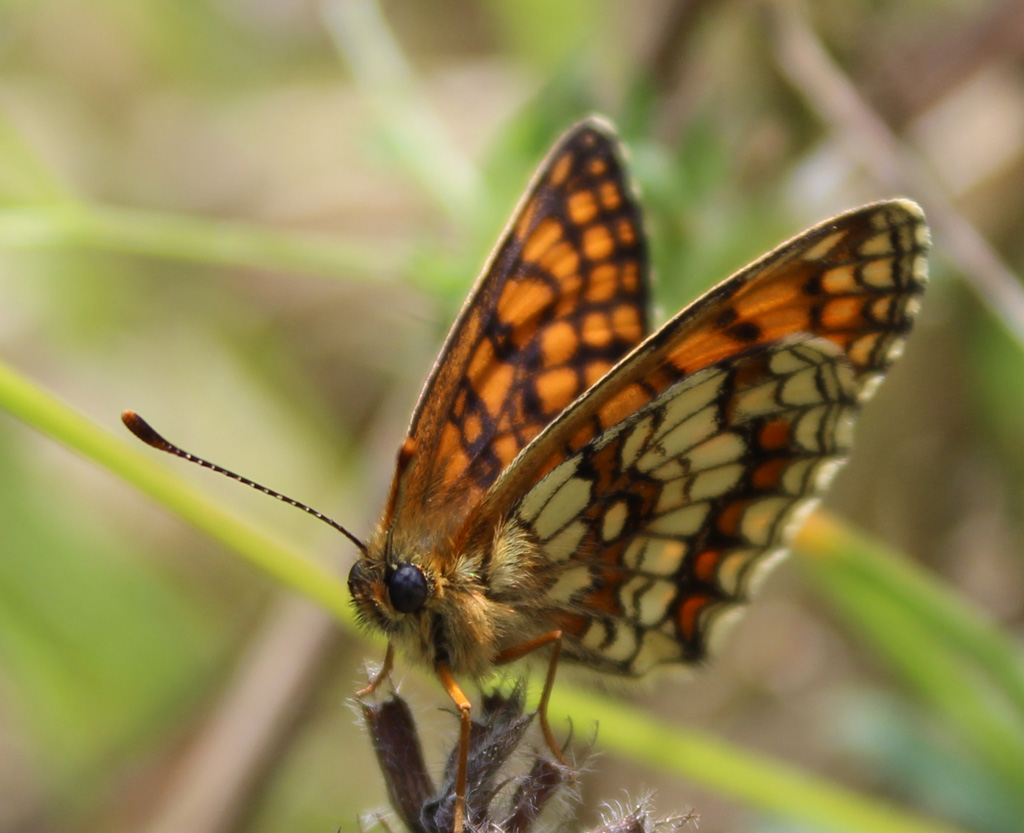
[622, 537, 648, 570]
[780, 365, 828, 407]
[655, 477, 687, 514]
[885, 338, 907, 363]
[601, 622, 638, 663]
[780, 457, 814, 495]
[703, 604, 747, 657]
[659, 371, 724, 431]
[812, 457, 847, 491]
[739, 496, 791, 546]
[792, 406, 828, 451]
[686, 432, 745, 472]
[620, 415, 654, 466]
[630, 538, 688, 575]
[518, 456, 580, 523]
[732, 379, 779, 421]
[602, 500, 629, 541]
[632, 578, 675, 626]
[581, 619, 611, 652]
[544, 519, 589, 561]
[857, 373, 884, 401]
[648, 458, 688, 481]
[649, 502, 709, 537]
[714, 547, 758, 595]
[548, 565, 593, 603]
[652, 403, 720, 462]
[534, 475, 592, 541]
[741, 545, 789, 596]
[632, 629, 683, 673]
[781, 496, 821, 542]
[769, 345, 814, 376]
[803, 229, 845, 260]
[688, 463, 744, 502]
[860, 230, 895, 260]
[861, 257, 894, 288]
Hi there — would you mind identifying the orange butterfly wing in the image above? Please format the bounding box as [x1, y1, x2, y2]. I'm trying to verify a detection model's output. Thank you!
[463, 199, 927, 671]
[474, 199, 928, 529]
[381, 118, 650, 541]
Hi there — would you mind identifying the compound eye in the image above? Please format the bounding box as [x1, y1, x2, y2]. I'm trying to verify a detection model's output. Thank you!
[387, 563, 428, 614]
[347, 559, 367, 595]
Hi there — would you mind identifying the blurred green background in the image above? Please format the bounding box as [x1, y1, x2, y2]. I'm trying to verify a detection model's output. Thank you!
[1, 1, 1023, 832]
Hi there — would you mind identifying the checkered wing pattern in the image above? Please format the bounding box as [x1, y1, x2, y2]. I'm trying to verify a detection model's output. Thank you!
[382, 119, 649, 540]
[475, 199, 928, 529]
[512, 337, 857, 674]
[461, 198, 928, 673]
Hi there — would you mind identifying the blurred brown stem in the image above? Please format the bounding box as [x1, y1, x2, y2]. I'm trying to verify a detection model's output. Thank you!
[768, 0, 1024, 347]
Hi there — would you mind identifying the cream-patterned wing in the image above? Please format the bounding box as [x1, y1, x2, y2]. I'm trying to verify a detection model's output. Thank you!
[510, 337, 858, 676]
[469, 199, 927, 544]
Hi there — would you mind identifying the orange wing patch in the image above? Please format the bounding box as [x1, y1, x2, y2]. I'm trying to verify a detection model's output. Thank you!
[589, 201, 927, 439]
[385, 119, 651, 538]
[468, 200, 927, 525]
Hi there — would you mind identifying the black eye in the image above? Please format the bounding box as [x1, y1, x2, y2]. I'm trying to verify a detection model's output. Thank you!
[387, 563, 428, 614]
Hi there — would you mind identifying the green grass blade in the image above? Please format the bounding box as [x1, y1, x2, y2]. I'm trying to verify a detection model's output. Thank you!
[322, 0, 482, 220]
[551, 685, 966, 833]
[0, 359, 353, 626]
[0, 205, 399, 281]
[797, 512, 1024, 788]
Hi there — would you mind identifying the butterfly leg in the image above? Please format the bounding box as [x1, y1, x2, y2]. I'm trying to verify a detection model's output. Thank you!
[437, 660, 471, 833]
[492, 630, 565, 765]
[355, 642, 395, 699]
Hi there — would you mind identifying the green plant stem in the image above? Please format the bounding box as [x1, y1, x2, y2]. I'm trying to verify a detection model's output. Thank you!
[550, 685, 965, 833]
[797, 512, 1024, 793]
[799, 512, 1024, 718]
[0, 205, 399, 281]
[321, 0, 482, 220]
[0, 359, 353, 625]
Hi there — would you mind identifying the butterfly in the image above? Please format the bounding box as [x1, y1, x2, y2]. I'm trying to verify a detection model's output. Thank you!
[123, 117, 928, 833]
[344, 116, 927, 830]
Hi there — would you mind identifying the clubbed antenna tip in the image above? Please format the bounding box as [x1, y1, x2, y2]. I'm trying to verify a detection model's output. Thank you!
[121, 408, 367, 553]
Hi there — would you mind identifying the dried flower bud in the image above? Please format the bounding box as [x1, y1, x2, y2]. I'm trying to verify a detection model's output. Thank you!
[358, 686, 695, 833]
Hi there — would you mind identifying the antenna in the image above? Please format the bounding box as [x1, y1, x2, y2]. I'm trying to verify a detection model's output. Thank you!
[121, 410, 367, 554]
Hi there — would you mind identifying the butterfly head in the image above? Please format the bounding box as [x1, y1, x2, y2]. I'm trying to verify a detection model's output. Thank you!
[347, 548, 431, 630]
[346, 526, 526, 676]
[346, 530, 454, 662]
[348, 554, 429, 620]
